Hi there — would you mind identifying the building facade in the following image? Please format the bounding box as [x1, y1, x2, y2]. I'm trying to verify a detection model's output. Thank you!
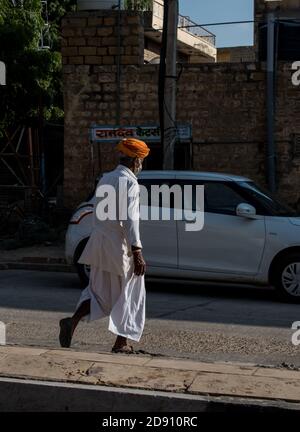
[62, 6, 300, 210]
[144, 0, 217, 64]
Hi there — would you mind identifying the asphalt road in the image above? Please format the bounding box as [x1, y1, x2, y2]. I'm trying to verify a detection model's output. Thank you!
[0, 269, 300, 368]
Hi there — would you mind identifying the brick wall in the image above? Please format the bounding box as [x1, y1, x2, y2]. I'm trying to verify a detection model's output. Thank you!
[62, 11, 300, 210]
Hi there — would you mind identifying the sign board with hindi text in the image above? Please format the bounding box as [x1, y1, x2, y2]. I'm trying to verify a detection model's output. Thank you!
[90, 125, 192, 143]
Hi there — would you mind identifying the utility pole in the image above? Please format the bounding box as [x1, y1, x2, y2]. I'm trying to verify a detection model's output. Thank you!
[161, 0, 178, 170]
[266, 9, 276, 193]
[265, 0, 282, 193]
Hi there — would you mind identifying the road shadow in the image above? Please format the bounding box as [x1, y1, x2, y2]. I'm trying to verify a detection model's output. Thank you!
[0, 269, 299, 329]
[145, 277, 276, 301]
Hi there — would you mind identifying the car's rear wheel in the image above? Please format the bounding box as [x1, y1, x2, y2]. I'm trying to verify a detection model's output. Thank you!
[74, 238, 90, 288]
[273, 253, 300, 303]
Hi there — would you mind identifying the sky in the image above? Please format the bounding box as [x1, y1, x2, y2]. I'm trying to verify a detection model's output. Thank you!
[179, 0, 254, 48]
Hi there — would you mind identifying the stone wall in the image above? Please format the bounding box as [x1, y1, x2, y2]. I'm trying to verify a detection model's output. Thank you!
[62, 11, 300, 210]
[255, 0, 300, 14]
[217, 47, 256, 63]
[254, 0, 300, 59]
[62, 10, 145, 206]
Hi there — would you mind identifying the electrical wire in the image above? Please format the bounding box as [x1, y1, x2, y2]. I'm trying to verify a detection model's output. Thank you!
[159, 13, 300, 167]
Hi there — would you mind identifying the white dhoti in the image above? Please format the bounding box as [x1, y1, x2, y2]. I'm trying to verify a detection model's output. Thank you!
[76, 265, 146, 342]
[76, 164, 146, 342]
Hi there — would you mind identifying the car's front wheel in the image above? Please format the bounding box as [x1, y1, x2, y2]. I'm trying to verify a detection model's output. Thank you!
[74, 238, 90, 288]
[273, 253, 300, 303]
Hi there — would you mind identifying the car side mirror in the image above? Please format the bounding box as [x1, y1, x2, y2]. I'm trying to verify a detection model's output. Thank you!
[236, 203, 257, 219]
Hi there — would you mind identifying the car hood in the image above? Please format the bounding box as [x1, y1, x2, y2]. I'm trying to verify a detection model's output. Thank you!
[289, 217, 300, 226]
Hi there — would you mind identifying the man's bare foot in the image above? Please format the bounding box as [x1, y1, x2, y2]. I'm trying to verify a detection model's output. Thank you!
[111, 344, 134, 354]
[111, 336, 134, 354]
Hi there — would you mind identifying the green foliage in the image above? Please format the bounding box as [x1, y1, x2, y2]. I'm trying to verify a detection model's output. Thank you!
[0, 0, 153, 136]
[124, 0, 153, 11]
[47, 0, 77, 51]
[0, 0, 77, 135]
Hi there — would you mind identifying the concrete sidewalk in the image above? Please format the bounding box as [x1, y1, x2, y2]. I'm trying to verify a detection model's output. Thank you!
[0, 244, 73, 272]
[0, 346, 300, 412]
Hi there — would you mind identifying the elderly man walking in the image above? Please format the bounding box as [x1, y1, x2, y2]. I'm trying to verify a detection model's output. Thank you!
[59, 138, 150, 353]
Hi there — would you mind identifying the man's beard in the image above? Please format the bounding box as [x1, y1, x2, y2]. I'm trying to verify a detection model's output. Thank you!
[134, 165, 142, 176]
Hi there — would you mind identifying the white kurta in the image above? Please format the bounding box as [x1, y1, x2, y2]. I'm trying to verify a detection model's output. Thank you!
[76, 165, 145, 342]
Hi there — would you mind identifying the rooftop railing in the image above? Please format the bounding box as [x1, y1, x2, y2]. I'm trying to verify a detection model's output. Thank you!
[152, 1, 216, 47]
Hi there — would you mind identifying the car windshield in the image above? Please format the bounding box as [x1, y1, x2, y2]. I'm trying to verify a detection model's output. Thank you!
[238, 181, 298, 217]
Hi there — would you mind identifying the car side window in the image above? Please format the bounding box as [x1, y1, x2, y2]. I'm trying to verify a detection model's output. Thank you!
[175, 180, 204, 212]
[204, 182, 248, 216]
[138, 179, 175, 209]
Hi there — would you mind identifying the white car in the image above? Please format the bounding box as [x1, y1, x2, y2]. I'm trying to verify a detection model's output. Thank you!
[65, 171, 300, 302]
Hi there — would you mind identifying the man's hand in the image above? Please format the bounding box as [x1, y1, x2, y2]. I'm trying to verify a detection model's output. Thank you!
[132, 249, 146, 276]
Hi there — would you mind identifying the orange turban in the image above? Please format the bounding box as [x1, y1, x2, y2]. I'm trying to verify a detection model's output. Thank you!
[115, 138, 150, 159]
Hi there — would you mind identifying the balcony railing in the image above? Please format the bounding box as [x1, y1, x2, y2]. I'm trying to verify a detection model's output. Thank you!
[152, 0, 216, 47]
[178, 15, 216, 47]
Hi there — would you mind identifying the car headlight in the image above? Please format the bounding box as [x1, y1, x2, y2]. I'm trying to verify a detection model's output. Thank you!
[70, 206, 93, 224]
